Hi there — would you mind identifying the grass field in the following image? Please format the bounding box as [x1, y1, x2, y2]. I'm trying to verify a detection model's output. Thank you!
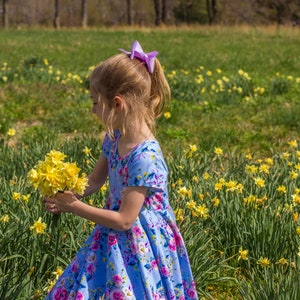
[1, 26, 300, 299]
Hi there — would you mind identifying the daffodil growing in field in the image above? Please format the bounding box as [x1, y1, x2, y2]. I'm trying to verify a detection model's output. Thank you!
[163, 111, 171, 119]
[27, 150, 88, 197]
[292, 192, 300, 206]
[257, 257, 271, 268]
[184, 144, 198, 158]
[13, 192, 21, 200]
[276, 258, 288, 266]
[83, 146, 91, 156]
[214, 147, 223, 156]
[288, 140, 298, 148]
[0, 214, 9, 222]
[238, 247, 249, 261]
[7, 128, 16, 136]
[30, 217, 47, 234]
[194, 204, 209, 219]
[253, 177, 265, 188]
[174, 208, 184, 222]
[277, 185, 287, 194]
[52, 266, 63, 280]
[245, 164, 258, 175]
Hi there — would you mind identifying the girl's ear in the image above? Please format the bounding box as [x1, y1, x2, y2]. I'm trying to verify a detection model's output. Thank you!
[114, 95, 124, 111]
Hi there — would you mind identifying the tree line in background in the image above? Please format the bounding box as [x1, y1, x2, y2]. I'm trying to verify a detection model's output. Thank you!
[1, 0, 300, 29]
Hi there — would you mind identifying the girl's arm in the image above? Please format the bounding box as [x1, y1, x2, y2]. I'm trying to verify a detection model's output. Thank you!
[78, 154, 109, 198]
[45, 186, 146, 231]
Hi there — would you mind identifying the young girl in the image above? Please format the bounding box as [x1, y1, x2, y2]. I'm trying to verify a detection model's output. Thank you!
[44, 40, 198, 300]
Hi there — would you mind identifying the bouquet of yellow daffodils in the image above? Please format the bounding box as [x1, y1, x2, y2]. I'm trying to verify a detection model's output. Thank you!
[27, 150, 88, 197]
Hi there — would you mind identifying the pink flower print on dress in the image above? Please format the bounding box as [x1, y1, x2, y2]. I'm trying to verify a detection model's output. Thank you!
[186, 288, 198, 299]
[144, 195, 153, 207]
[182, 280, 189, 289]
[168, 238, 177, 251]
[111, 289, 126, 300]
[131, 226, 143, 238]
[112, 274, 123, 287]
[119, 166, 129, 185]
[153, 193, 164, 210]
[161, 265, 170, 277]
[86, 263, 96, 274]
[153, 293, 160, 300]
[105, 196, 112, 209]
[154, 193, 163, 203]
[154, 202, 163, 210]
[108, 233, 117, 246]
[174, 232, 183, 247]
[53, 287, 68, 300]
[75, 291, 84, 300]
[153, 293, 167, 300]
[117, 198, 122, 207]
[130, 241, 139, 254]
[150, 259, 158, 269]
[71, 261, 79, 273]
[91, 241, 100, 251]
[92, 229, 101, 241]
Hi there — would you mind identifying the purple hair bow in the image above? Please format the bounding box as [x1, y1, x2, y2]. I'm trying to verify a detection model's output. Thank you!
[118, 40, 158, 74]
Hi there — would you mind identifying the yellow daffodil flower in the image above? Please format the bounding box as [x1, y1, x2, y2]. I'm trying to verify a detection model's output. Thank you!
[257, 257, 271, 268]
[27, 150, 88, 196]
[163, 112, 171, 119]
[7, 128, 16, 136]
[30, 217, 47, 234]
[276, 258, 288, 266]
[277, 185, 287, 194]
[238, 247, 249, 261]
[214, 147, 223, 156]
[254, 177, 265, 187]
[0, 214, 9, 222]
[288, 140, 298, 148]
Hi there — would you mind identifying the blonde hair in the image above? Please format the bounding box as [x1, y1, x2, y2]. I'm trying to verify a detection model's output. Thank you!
[90, 53, 170, 138]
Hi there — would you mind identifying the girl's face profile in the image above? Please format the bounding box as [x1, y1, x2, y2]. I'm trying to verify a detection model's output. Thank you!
[90, 90, 108, 123]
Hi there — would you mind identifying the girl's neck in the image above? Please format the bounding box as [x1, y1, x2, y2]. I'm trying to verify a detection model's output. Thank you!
[120, 123, 154, 143]
[117, 124, 155, 157]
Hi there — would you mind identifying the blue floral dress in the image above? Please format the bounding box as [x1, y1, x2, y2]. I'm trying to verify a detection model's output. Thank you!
[45, 131, 198, 300]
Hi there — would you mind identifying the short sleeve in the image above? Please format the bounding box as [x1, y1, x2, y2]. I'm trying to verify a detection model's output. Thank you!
[101, 131, 120, 159]
[127, 146, 168, 192]
[101, 133, 112, 159]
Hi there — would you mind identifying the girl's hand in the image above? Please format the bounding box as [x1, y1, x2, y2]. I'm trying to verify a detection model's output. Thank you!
[43, 196, 61, 214]
[43, 191, 79, 214]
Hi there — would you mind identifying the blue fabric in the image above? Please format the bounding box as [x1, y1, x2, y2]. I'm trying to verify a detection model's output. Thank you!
[45, 131, 197, 300]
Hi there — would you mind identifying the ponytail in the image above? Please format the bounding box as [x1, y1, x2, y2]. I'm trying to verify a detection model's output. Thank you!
[150, 59, 171, 119]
